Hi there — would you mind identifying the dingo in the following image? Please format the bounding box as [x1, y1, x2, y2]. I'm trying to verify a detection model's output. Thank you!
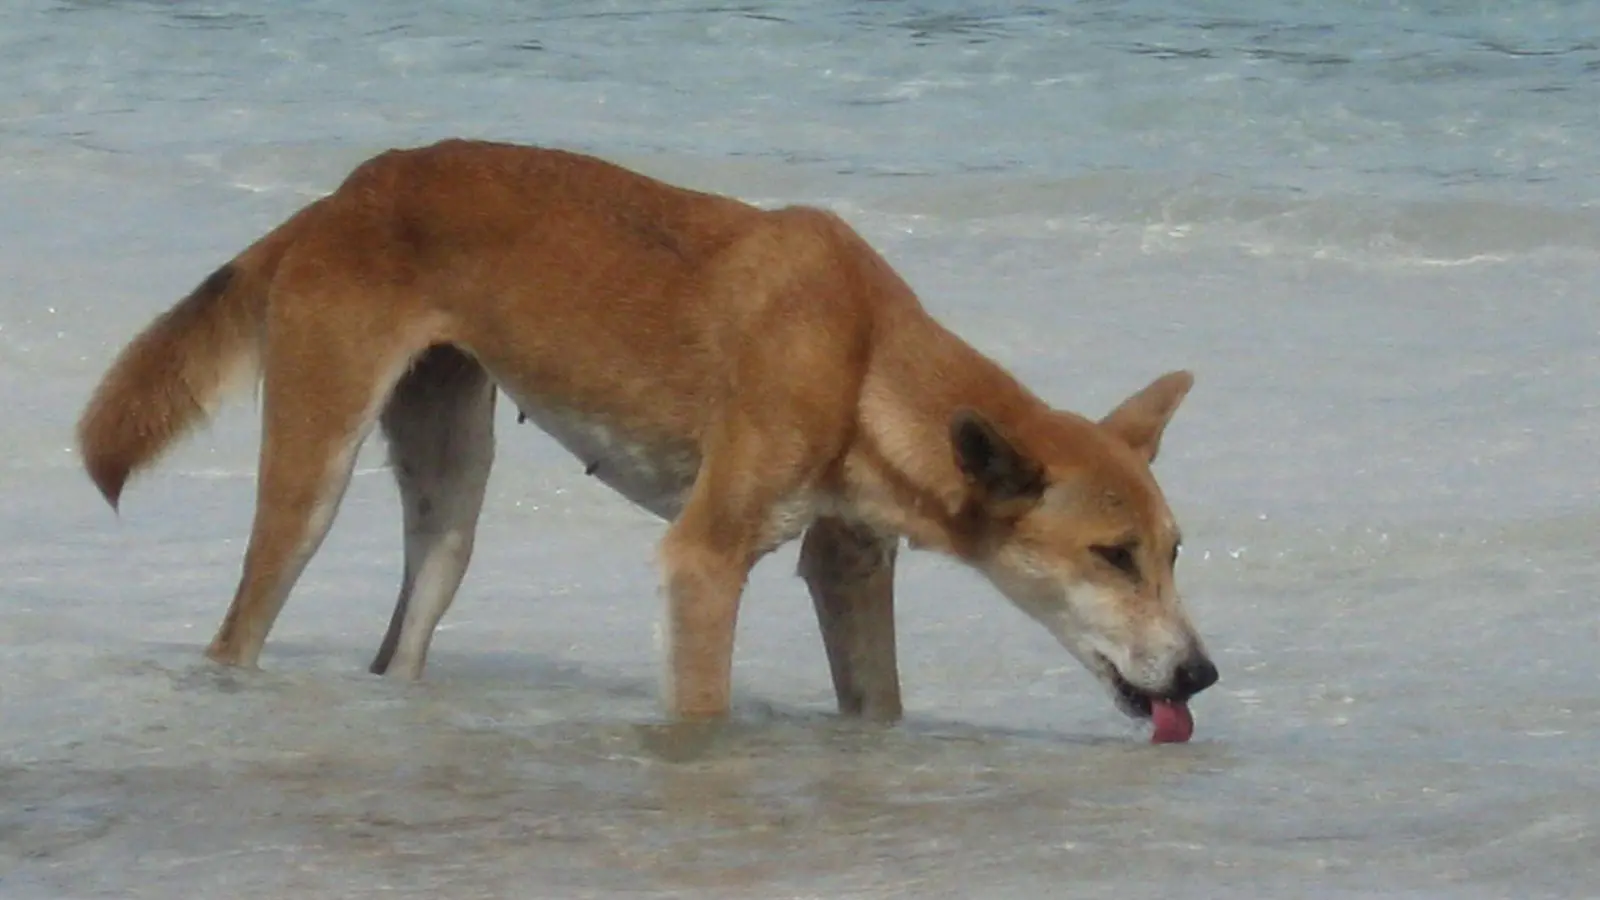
[78, 139, 1217, 741]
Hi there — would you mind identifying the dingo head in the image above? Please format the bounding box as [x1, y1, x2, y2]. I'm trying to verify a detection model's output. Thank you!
[950, 370, 1217, 730]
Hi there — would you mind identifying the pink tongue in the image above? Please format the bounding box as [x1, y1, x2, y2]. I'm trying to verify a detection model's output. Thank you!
[1150, 700, 1194, 744]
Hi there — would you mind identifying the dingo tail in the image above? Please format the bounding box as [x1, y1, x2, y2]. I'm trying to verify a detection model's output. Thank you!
[76, 229, 291, 508]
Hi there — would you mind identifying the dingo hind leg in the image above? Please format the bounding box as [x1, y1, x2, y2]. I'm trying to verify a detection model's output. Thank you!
[369, 346, 496, 679]
[205, 286, 436, 670]
[799, 517, 902, 722]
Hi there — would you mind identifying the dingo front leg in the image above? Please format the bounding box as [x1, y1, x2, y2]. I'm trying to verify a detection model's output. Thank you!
[658, 518, 754, 722]
[799, 516, 902, 722]
[655, 422, 824, 722]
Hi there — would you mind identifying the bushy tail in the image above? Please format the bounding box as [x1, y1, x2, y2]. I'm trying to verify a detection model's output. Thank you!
[77, 248, 275, 509]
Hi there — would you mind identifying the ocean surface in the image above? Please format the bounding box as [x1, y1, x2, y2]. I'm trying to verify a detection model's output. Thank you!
[2, 1, 1598, 897]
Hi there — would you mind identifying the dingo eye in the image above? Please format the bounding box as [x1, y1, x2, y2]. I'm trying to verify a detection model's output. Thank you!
[1092, 543, 1139, 579]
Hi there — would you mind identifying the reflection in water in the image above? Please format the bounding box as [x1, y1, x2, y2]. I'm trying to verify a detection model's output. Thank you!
[2, 651, 1237, 898]
[7, 622, 1593, 899]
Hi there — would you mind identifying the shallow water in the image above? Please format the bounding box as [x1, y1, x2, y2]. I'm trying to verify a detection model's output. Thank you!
[3, 2, 1598, 898]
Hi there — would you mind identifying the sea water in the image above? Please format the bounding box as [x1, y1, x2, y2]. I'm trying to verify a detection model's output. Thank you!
[1, 2, 1597, 897]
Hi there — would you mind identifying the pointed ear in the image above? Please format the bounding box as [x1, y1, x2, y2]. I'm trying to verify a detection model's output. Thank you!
[1099, 370, 1194, 464]
[950, 409, 1046, 514]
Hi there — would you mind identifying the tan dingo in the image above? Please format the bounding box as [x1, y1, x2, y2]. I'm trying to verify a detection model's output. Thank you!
[77, 139, 1218, 741]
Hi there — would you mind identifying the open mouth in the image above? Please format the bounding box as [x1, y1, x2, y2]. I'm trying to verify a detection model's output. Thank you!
[1092, 652, 1164, 719]
[1093, 653, 1196, 744]
[1106, 660, 1155, 719]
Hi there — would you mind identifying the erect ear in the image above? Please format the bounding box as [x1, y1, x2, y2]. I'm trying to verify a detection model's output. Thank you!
[1099, 370, 1194, 464]
[950, 409, 1046, 515]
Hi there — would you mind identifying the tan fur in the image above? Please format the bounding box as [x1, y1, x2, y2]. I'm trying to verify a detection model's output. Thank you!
[77, 139, 1218, 724]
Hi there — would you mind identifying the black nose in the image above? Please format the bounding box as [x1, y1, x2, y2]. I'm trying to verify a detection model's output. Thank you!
[1171, 655, 1219, 699]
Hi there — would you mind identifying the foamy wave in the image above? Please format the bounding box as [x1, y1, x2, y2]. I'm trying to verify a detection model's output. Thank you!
[27, 136, 1600, 267]
[859, 172, 1600, 265]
